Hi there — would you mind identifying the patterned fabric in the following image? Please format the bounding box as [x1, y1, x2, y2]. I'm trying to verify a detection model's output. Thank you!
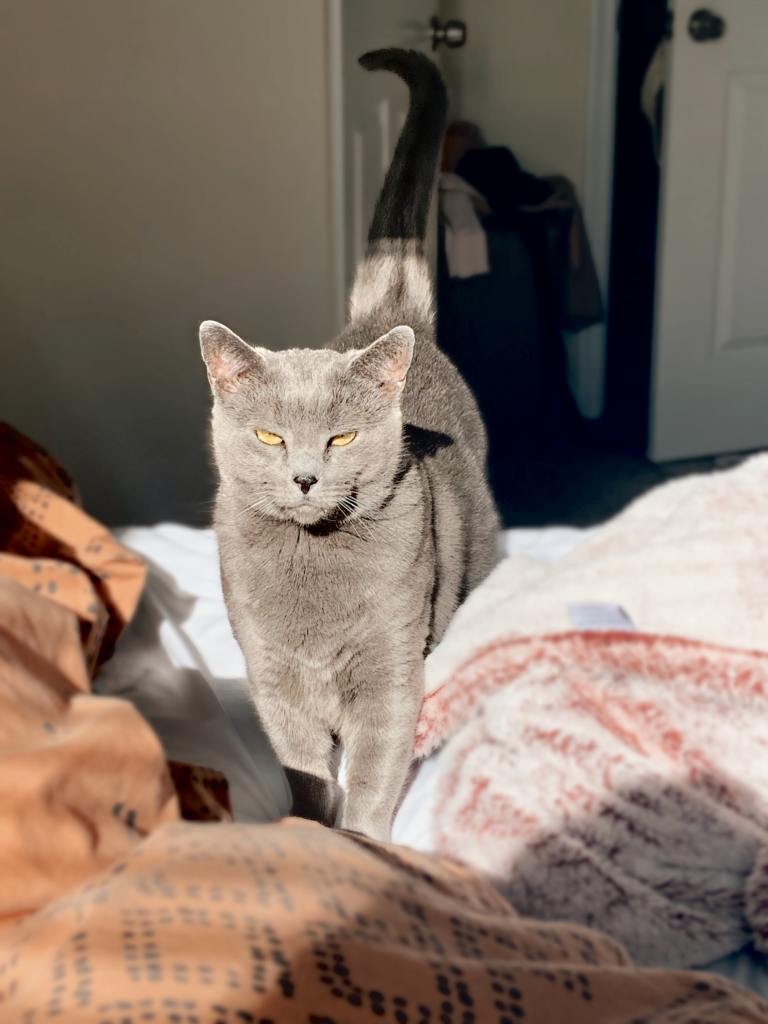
[0, 422, 146, 671]
[2, 817, 768, 1023]
[420, 452, 768, 699]
[168, 762, 233, 822]
[0, 424, 230, 823]
[0, 424, 217, 918]
[417, 629, 768, 968]
[413, 453, 768, 968]
[0, 570, 178, 922]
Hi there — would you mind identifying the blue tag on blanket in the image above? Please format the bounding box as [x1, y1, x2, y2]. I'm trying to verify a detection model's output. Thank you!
[568, 602, 635, 631]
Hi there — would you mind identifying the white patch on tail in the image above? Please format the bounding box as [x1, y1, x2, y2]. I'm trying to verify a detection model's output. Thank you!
[349, 240, 434, 324]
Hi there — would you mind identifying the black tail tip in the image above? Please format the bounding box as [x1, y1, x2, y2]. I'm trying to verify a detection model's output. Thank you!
[359, 47, 441, 82]
[359, 47, 409, 71]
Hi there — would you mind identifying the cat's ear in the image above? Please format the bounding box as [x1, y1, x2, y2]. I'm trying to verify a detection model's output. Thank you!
[349, 325, 414, 399]
[199, 320, 266, 397]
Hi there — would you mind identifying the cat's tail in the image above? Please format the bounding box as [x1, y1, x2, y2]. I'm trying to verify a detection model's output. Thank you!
[348, 49, 448, 327]
[361, 48, 447, 246]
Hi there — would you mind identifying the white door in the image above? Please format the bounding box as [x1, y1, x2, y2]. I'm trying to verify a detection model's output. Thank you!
[334, 1, 439, 314]
[651, 0, 768, 460]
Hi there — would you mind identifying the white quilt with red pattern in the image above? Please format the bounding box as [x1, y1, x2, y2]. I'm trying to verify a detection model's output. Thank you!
[413, 454, 768, 969]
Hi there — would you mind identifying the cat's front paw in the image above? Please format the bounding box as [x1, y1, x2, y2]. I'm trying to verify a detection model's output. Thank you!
[339, 811, 391, 844]
[285, 768, 343, 828]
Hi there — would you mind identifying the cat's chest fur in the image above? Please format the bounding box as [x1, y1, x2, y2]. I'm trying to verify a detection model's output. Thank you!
[216, 468, 433, 666]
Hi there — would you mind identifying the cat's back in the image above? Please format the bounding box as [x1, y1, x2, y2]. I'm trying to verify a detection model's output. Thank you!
[333, 316, 485, 457]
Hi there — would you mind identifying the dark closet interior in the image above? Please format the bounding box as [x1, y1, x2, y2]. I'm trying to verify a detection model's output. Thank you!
[437, 0, 673, 527]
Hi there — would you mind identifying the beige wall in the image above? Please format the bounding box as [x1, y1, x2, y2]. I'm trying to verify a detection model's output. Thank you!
[440, 0, 592, 194]
[0, 0, 336, 524]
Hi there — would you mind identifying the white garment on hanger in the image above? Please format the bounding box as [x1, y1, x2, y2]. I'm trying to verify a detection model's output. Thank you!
[439, 172, 490, 279]
[641, 39, 668, 163]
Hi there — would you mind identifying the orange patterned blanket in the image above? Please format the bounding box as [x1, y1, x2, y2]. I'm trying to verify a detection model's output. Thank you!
[3, 816, 768, 1023]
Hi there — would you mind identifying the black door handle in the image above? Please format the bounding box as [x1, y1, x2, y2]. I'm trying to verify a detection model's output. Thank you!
[688, 8, 726, 42]
[430, 16, 467, 50]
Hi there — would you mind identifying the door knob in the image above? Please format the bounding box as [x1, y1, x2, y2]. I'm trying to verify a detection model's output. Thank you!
[430, 16, 467, 50]
[688, 8, 726, 42]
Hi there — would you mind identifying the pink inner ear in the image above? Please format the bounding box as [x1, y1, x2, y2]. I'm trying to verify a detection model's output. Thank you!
[377, 346, 411, 397]
[208, 349, 247, 395]
[388, 348, 411, 383]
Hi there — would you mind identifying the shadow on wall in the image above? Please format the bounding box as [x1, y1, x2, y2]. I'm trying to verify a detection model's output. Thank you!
[0, 1, 338, 526]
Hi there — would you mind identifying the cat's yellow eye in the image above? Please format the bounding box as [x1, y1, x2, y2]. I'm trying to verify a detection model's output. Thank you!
[329, 431, 357, 447]
[255, 429, 284, 446]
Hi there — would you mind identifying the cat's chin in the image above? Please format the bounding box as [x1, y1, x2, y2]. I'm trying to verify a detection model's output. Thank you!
[283, 503, 326, 526]
[282, 498, 357, 529]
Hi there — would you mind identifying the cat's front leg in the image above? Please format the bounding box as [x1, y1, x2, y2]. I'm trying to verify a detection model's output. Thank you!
[340, 662, 423, 842]
[249, 677, 341, 828]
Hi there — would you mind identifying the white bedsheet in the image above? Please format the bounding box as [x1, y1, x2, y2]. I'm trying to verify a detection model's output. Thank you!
[96, 521, 768, 998]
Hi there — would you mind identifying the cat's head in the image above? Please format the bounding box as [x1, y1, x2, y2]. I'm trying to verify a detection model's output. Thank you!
[200, 320, 414, 527]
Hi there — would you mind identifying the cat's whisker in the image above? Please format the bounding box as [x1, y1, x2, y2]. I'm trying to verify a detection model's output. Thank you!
[339, 523, 365, 544]
[344, 516, 375, 544]
[240, 495, 276, 519]
[241, 500, 265, 515]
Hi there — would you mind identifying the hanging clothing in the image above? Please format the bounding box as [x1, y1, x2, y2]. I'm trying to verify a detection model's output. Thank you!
[438, 172, 491, 279]
[641, 38, 668, 163]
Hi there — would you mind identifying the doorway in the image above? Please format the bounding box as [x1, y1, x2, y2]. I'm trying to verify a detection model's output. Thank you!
[336, 0, 768, 527]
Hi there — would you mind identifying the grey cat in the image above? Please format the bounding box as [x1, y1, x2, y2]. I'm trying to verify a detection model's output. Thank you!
[200, 49, 499, 841]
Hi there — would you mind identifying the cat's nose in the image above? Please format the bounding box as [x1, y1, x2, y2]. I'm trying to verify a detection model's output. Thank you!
[293, 474, 318, 495]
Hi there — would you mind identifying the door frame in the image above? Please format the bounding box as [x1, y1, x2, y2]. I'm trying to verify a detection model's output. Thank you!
[571, 0, 621, 420]
[326, 0, 347, 333]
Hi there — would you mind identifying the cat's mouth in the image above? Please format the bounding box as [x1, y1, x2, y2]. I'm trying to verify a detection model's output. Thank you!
[281, 486, 358, 529]
[286, 502, 326, 524]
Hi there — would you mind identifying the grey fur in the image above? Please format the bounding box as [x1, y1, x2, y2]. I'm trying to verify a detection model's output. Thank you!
[200, 50, 499, 840]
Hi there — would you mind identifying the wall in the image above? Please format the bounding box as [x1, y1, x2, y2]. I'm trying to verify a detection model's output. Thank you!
[440, 0, 593, 195]
[0, 0, 337, 525]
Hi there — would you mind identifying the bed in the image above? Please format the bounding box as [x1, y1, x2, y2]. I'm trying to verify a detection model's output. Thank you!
[96, 492, 768, 999]
[4, 424, 768, 1018]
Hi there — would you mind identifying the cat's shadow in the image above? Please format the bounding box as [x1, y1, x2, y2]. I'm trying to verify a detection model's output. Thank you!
[403, 423, 453, 460]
